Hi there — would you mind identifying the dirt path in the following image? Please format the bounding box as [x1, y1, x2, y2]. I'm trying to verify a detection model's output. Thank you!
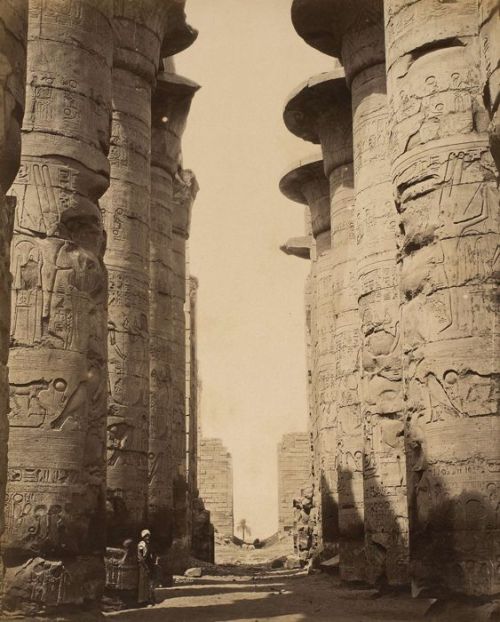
[105, 567, 432, 622]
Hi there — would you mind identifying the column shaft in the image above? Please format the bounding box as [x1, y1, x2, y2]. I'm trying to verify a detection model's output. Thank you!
[385, 0, 500, 597]
[0, 0, 27, 581]
[103, 1, 168, 546]
[3, 0, 112, 613]
[170, 169, 198, 564]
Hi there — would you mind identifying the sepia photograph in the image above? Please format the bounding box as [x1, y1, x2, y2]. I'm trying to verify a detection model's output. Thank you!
[0, 0, 498, 620]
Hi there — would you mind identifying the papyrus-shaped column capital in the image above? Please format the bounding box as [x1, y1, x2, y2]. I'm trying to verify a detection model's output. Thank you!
[291, 0, 384, 82]
[280, 235, 312, 260]
[284, 70, 353, 175]
[152, 71, 200, 176]
[112, 0, 196, 85]
[279, 156, 330, 248]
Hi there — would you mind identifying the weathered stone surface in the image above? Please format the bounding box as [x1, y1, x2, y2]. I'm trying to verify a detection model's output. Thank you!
[385, 0, 500, 598]
[149, 69, 199, 559]
[191, 496, 215, 564]
[198, 438, 234, 539]
[0, 0, 27, 586]
[292, 487, 318, 564]
[103, 0, 170, 549]
[277, 433, 311, 535]
[186, 275, 200, 554]
[3, 0, 111, 615]
[478, 0, 500, 172]
[170, 168, 198, 558]
[280, 156, 337, 554]
[289, 6, 409, 586]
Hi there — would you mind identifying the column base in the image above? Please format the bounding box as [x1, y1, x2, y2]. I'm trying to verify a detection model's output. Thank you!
[1, 554, 104, 619]
[103, 546, 138, 611]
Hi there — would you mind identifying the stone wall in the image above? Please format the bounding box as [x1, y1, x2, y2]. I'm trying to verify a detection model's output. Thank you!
[277, 433, 311, 534]
[198, 438, 234, 539]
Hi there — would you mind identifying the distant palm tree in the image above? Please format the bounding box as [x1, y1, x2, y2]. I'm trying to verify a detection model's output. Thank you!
[237, 518, 251, 542]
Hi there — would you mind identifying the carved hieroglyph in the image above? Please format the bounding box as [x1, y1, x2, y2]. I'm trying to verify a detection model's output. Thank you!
[149, 69, 198, 554]
[284, 72, 371, 582]
[3, 0, 111, 614]
[478, 0, 500, 172]
[171, 168, 198, 549]
[280, 157, 338, 550]
[0, 0, 27, 562]
[291, 2, 409, 585]
[102, 1, 170, 546]
[385, 0, 500, 597]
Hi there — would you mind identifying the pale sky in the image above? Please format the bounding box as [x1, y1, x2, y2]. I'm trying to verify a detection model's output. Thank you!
[176, 0, 333, 539]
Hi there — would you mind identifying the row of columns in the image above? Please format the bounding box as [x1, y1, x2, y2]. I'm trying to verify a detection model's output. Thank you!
[0, 0, 199, 616]
[282, 0, 499, 598]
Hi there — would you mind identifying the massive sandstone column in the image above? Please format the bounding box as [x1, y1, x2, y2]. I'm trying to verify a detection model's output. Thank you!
[479, 0, 500, 172]
[284, 73, 370, 582]
[384, 0, 500, 597]
[170, 167, 198, 562]
[3, 0, 112, 614]
[280, 156, 338, 555]
[103, 1, 179, 546]
[104, 2, 164, 545]
[149, 67, 199, 562]
[291, 2, 409, 586]
[0, 0, 27, 578]
[0, 1, 26, 465]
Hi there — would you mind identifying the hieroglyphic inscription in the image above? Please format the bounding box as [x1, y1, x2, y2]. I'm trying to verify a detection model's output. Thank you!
[386, 0, 500, 596]
[102, 5, 168, 547]
[0, 0, 27, 553]
[2, 1, 111, 614]
[350, 39, 407, 586]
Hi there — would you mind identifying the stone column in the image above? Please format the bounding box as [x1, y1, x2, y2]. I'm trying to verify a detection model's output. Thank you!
[170, 168, 198, 565]
[103, 1, 170, 547]
[0, 0, 27, 579]
[284, 73, 371, 583]
[384, 0, 500, 597]
[149, 69, 198, 563]
[3, 0, 112, 615]
[479, 0, 500, 172]
[186, 274, 199, 553]
[280, 156, 338, 555]
[291, 3, 409, 586]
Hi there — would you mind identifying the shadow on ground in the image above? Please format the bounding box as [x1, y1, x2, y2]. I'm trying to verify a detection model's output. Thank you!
[106, 568, 430, 622]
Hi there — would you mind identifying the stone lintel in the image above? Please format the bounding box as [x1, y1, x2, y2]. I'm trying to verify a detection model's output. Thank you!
[291, 0, 383, 60]
[280, 236, 312, 260]
[283, 70, 348, 143]
[279, 156, 330, 239]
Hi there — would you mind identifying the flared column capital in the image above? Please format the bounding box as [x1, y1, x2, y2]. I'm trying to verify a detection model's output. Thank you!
[152, 71, 200, 174]
[280, 236, 312, 260]
[172, 168, 199, 239]
[284, 71, 353, 175]
[162, 0, 198, 58]
[291, 0, 384, 82]
[279, 156, 330, 241]
[113, 0, 196, 83]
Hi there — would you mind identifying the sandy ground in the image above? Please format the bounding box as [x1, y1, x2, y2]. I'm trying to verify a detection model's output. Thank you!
[105, 567, 433, 622]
